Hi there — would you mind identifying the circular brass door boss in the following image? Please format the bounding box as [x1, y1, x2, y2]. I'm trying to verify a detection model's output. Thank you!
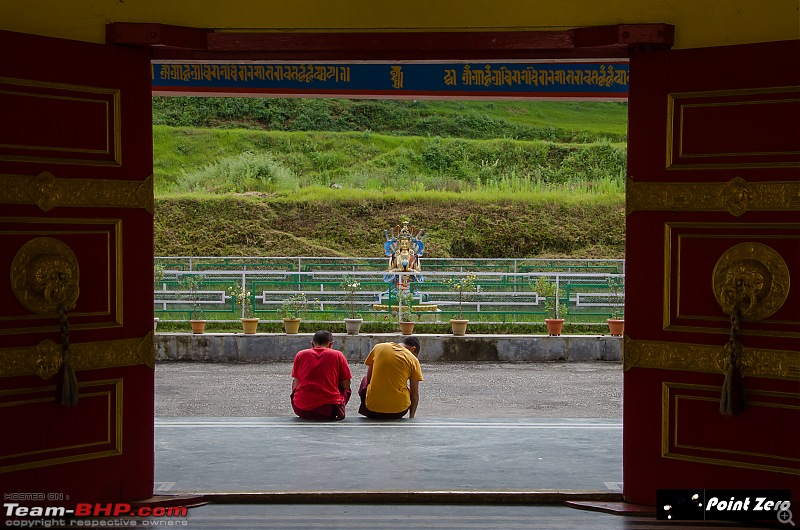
[11, 237, 80, 314]
[712, 242, 789, 321]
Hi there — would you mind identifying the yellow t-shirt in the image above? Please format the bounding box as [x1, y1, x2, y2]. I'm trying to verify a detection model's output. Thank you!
[365, 342, 424, 413]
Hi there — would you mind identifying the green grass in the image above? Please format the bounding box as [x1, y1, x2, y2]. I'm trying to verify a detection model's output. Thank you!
[401, 100, 629, 135]
[258, 183, 624, 203]
[153, 97, 628, 141]
[154, 127, 626, 196]
[152, 98, 628, 259]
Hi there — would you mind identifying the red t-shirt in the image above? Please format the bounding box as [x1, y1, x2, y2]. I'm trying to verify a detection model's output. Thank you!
[291, 347, 352, 410]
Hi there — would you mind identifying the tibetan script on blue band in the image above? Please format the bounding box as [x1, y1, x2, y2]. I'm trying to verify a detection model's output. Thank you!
[152, 62, 628, 97]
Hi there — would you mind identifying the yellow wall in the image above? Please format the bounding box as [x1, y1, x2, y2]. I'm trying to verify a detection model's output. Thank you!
[1, 0, 798, 50]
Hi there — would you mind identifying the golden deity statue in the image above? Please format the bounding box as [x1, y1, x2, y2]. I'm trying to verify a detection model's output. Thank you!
[374, 221, 438, 313]
[386, 222, 424, 283]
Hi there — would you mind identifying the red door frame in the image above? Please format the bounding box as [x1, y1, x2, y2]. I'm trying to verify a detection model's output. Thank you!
[107, 23, 674, 61]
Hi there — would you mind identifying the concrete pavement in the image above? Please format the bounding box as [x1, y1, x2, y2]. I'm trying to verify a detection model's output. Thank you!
[155, 361, 622, 418]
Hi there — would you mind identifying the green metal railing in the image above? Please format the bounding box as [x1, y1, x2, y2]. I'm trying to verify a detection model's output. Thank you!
[154, 257, 624, 327]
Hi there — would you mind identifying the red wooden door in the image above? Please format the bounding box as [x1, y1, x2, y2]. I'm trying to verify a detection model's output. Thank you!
[624, 40, 800, 504]
[0, 30, 154, 504]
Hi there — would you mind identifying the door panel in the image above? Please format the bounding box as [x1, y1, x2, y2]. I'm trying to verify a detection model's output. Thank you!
[0, 30, 154, 502]
[624, 40, 800, 504]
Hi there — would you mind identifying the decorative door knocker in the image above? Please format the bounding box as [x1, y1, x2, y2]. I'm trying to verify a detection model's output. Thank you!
[712, 242, 790, 415]
[11, 237, 81, 405]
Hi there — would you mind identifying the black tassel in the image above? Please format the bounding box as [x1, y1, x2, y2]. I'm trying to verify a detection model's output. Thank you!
[720, 309, 745, 416]
[720, 357, 733, 416]
[58, 309, 79, 406]
[60, 361, 79, 406]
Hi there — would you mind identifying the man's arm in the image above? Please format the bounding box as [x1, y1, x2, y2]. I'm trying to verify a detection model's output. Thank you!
[408, 379, 420, 419]
[292, 377, 299, 391]
[339, 378, 351, 390]
[365, 364, 373, 385]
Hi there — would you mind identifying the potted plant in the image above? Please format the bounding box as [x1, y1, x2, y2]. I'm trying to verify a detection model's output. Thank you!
[229, 282, 259, 334]
[606, 275, 625, 336]
[181, 274, 205, 334]
[396, 291, 416, 335]
[341, 276, 363, 335]
[445, 273, 477, 336]
[532, 276, 566, 336]
[281, 292, 308, 334]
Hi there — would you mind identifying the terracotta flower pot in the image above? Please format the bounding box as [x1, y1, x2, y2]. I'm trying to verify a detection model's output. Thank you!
[344, 318, 363, 335]
[283, 318, 301, 334]
[544, 318, 564, 336]
[399, 321, 415, 335]
[241, 318, 259, 334]
[607, 319, 625, 337]
[450, 319, 469, 336]
[190, 320, 206, 334]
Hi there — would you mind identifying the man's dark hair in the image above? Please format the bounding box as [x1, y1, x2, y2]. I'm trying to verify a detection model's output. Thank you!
[400, 336, 421, 354]
[312, 330, 333, 346]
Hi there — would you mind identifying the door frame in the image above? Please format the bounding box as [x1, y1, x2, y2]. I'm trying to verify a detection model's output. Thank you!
[118, 23, 800, 505]
[111, 22, 676, 502]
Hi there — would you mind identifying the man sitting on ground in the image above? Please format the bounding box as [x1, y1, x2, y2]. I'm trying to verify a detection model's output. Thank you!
[291, 330, 352, 421]
[358, 337, 423, 419]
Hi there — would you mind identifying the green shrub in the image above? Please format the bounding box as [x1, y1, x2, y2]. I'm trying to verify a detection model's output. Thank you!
[174, 151, 298, 193]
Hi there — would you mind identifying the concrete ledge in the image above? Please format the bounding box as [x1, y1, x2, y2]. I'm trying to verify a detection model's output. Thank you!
[200, 490, 624, 505]
[155, 333, 622, 363]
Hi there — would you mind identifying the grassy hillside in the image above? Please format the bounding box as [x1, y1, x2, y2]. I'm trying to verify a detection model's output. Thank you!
[155, 194, 625, 258]
[153, 126, 626, 195]
[152, 97, 628, 258]
[153, 97, 628, 142]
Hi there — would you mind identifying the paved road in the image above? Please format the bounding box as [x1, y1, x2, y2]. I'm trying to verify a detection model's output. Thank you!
[155, 361, 622, 418]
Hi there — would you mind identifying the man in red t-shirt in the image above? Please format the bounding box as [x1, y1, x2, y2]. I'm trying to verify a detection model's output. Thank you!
[291, 330, 352, 420]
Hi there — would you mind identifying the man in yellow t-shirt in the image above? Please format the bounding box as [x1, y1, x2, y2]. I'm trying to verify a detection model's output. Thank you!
[358, 337, 423, 419]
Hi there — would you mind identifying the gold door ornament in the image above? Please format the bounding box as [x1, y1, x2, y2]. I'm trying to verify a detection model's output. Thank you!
[0, 171, 154, 213]
[626, 177, 800, 216]
[11, 237, 80, 314]
[712, 242, 790, 321]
